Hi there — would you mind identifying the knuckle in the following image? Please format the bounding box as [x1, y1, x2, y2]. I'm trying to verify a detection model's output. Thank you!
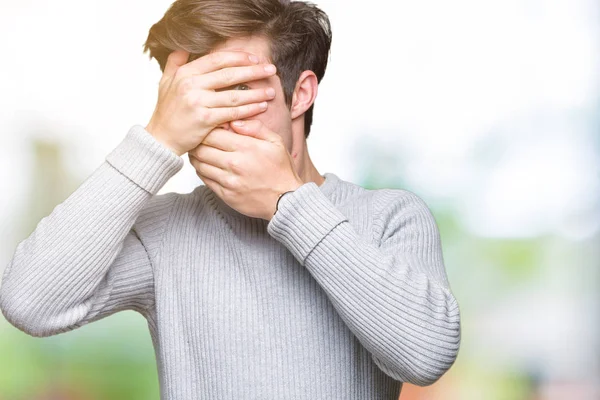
[183, 92, 196, 108]
[228, 107, 240, 121]
[221, 68, 235, 85]
[225, 174, 239, 188]
[227, 157, 240, 171]
[229, 91, 240, 106]
[195, 107, 210, 123]
[190, 145, 202, 158]
[178, 76, 193, 95]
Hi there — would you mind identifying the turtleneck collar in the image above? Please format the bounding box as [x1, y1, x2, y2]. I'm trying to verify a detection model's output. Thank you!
[316, 171, 340, 197]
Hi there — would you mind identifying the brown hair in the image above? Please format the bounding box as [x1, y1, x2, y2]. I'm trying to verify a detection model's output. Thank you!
[142, 0, 332, 139]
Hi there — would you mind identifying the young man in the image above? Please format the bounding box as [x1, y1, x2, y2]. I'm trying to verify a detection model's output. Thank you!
[0, 0, 461, 399]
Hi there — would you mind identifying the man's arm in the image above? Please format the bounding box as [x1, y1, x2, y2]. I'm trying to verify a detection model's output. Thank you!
[0, 125, 183, 337]
[267, 183, 460, 386]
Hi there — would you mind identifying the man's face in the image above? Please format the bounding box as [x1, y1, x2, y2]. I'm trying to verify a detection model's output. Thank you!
[211, 35, 294, 152]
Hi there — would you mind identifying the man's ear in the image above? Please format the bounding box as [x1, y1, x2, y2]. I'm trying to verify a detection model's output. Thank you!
[290, 70, 318, 120]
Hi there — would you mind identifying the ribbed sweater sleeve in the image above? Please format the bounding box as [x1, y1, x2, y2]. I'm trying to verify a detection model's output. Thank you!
[0, 125, 184, 338]
[267, 182, 461, 386]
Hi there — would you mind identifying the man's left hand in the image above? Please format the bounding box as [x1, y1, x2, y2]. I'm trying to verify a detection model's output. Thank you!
[188, 120, 304, 221]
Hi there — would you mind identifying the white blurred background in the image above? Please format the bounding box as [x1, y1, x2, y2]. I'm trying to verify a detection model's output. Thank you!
[0, 0, 598, 399]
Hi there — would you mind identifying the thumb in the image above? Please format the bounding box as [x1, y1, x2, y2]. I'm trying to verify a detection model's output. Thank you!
[163, 50, 190, 82]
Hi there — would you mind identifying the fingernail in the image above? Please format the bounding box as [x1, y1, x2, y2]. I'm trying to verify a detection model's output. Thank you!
[265, 64, 276, 73]
[249, 55, 259, 63]
[266, 88, 275, 97]
[232, 121, 244, 127]
[259, 102, 268, 110]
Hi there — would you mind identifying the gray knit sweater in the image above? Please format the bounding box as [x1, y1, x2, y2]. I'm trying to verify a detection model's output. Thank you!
[0, 125, 460, 399]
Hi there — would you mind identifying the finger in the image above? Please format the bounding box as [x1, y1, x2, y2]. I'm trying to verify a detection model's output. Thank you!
[205, 102, 269, 126]
[190, 144, 229, 170]
[196, 64, 277, 90]
[230, 119, 280, 143]
[203, 87, 276, 108]
[163, 50, 190, 82]
[199, 174, 219, 190]
[202, 127, 254, 152]
[191, 156, 229, 188]
[184, 51, 260, 76]
[230, 119, 262, 133]
[194, 167, 222, 194]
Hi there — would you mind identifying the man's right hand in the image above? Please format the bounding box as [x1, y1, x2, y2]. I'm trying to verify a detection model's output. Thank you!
[145, 50, 277, 157]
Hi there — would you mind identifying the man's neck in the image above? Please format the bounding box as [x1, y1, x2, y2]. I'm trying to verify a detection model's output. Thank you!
[296, 149, 324, 187]
[290, 126, 325, 187]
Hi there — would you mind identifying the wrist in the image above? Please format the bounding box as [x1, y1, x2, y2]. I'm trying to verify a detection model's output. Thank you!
[271, 179, 304, 219]
[275, 190, 294, 213]
[144, 124, 183, 157]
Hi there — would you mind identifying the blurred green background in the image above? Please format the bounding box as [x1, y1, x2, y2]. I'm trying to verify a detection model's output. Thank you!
[1, 0, 598, 399]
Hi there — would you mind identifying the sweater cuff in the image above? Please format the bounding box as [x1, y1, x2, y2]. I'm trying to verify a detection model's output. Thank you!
[105, 125, 184, 194]
[267, 182, 348, 265]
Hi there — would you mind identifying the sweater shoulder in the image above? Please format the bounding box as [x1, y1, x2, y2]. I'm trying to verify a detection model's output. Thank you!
[332, 178, 427, 215]
[363, 186, 438, 245]
[371, 187, 432, 215]
[328, 178, 372, 208]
